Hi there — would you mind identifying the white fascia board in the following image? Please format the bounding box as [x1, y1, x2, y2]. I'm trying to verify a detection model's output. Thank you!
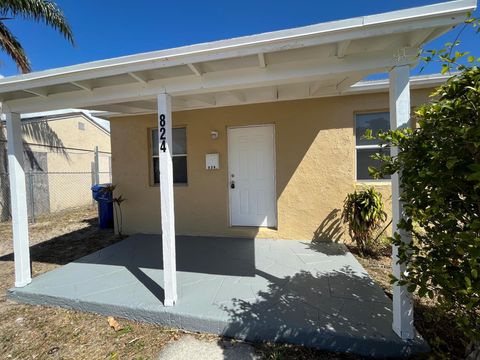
[0, 0, 474, 94]
[4, 50, 414, 113]
[20, 108, 110, 134]
[364, 0, 476, 26]
[347, 73, 452, 94]
[21, 108, 101, 119]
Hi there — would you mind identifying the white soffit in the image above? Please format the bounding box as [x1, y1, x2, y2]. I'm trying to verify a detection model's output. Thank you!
[90, 73, 450, 116]
[0, 0, 475, 114]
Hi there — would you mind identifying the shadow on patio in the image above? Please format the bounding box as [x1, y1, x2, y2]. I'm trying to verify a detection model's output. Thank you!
[6, 234, 428, 357]
[221, 266, 412, 357]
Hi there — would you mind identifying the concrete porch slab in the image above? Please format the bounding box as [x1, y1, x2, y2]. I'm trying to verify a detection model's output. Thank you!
[8, 234, 428, 358]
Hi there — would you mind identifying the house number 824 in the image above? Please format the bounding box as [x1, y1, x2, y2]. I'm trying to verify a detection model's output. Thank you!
[159, 114, 166, 152]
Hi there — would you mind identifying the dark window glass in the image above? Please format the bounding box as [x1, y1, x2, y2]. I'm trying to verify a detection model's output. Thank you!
[173, 156, 188, 184]
[355, 112, 389, 146]
[152, 130, 159, 156]
[356, 147, 391, 180]
[153, 157, 160, 184]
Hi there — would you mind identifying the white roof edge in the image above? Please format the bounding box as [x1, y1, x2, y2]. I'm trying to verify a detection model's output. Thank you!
[21, 109, 110, 133]
[0, 0, 475, 88]
[348, 73, 453, 94]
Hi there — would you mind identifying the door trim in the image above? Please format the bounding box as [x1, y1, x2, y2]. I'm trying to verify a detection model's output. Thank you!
[227, 124, 277, 228]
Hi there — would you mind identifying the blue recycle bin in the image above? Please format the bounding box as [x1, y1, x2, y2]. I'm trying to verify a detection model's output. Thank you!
[91, 184, 114, 229]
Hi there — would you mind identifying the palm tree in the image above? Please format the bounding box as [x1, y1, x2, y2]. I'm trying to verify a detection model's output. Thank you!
[0, 0, 74, 73]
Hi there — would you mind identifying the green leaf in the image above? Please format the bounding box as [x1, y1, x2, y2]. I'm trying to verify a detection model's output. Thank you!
[446, 157, 458, 169]
[418, 287, 428, 298]
[441, 64, 449, 75]
[472, 269, 478, 279]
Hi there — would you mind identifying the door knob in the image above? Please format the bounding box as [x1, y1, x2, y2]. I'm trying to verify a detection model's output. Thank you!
[230, 181, 235, 189]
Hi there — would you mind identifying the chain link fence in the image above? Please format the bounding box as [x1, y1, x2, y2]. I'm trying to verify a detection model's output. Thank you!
[0, 148, 111, 223]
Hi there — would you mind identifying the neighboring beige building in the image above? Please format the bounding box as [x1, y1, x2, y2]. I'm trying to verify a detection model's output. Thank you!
[0, 110, 111, 220]
[109, 82, 435, 241]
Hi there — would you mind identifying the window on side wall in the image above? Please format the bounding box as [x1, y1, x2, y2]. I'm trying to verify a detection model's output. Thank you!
[355, 112, 391, 181]
[151, 127, 188, 185]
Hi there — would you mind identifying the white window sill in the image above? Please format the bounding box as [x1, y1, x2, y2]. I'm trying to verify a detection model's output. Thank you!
[355, 180, 392, 186]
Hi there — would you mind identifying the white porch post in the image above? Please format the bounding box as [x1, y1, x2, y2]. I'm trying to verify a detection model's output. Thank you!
[389, 65, 414, 339]
[157, 93, 177, 306]
[4, 110, 31, 287]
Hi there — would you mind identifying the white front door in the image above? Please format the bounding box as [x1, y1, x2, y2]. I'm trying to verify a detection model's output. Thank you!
[228, 125, 276, 227]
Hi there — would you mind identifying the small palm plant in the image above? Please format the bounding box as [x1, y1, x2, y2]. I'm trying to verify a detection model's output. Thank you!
[342, 187, 387, 255]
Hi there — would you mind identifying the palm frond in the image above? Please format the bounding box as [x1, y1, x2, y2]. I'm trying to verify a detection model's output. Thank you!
[0, 21, 30, 73]
[0, 0, 74, 45]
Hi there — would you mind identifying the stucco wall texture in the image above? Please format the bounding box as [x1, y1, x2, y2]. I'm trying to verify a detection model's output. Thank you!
[110, 88, 432, 241]
[24, 115, 111, 212]
[1, 115, 111, 213]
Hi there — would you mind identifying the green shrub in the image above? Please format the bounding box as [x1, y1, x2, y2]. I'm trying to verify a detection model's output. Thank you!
[369, 66, 480, 344]
[342, 187, 387, 256]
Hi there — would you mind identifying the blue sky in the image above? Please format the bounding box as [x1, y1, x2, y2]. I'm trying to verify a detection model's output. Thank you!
[0, 0, 478, 78]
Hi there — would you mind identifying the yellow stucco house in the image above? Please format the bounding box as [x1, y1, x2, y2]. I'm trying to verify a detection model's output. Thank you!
[0, 0, 475, 344]
[109, 81, 438, 241]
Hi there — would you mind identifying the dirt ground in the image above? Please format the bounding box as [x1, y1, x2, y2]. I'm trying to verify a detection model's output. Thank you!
[0, 207, 365, 360]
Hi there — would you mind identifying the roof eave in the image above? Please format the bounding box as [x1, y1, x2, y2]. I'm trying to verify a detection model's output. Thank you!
[0, 0, 475, 94]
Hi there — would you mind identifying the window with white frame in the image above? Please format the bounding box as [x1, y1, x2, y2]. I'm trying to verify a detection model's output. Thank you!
[151, 127, 188, 184]
[355, 112, 391, 181]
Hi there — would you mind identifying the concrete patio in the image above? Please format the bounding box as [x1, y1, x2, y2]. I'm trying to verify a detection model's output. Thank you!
[8, 235, 428, 357]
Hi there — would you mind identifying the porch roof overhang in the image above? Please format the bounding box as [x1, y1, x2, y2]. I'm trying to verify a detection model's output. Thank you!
[0, 0, 476, 115]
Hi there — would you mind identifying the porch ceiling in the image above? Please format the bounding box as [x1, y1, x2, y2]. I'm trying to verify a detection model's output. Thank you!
[0, 0, 475, 115]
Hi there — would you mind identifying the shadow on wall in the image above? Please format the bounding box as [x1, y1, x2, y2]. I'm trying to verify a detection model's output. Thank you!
[0, 120, 70, 220]
[0, 119, 70, 171]
[21, 121, 70, 163]
[312, 208, 344, 244]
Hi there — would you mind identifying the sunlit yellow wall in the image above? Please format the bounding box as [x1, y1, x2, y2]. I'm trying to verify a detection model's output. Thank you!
[110, 89, 432, 241]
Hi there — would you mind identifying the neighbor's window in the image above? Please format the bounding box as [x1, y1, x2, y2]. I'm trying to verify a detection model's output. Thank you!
[151, 127, 188, 184]
[355, 112, 391, 181]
